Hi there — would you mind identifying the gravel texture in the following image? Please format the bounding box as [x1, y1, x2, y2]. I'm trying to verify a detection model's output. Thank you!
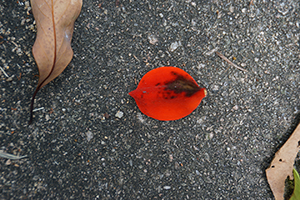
[1, 0, 300, 199]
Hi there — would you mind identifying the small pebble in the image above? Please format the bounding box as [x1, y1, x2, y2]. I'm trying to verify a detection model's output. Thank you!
[6, 77, 13, 82]
[232, 105, 239, 110]
[148, 34, 158, 45]
[86, 131, 93, 142]
[229, 5, 234, 13]
[5, 159, 11, 165]
[211, 85, 219, 91]
[163, 186, 171, 190]
[45, 114, 50, 121]
[169, 41, 181, 52]
[115, 110, 124, 118]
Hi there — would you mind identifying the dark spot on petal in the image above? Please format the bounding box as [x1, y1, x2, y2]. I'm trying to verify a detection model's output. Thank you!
[164, 71, 200, 97]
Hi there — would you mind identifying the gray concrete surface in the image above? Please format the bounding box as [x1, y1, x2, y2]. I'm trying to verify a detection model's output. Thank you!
[1, 0, 300, 199]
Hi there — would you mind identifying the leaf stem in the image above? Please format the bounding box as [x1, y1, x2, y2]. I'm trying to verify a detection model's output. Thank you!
[29, 85, 40, 125]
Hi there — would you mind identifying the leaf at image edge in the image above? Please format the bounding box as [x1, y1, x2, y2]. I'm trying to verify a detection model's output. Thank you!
[290, 168, 300, 200]
[266, 122, 300, 200]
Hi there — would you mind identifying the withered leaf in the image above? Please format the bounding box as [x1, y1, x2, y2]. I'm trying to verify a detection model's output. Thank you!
[29, 0, 82, 124]
[266, 122, 300, 200]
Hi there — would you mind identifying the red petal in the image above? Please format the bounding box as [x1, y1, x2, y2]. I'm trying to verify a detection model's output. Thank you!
[129, 66, 207, 121]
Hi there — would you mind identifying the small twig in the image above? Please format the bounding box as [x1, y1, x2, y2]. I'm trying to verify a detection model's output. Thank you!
[10, 40, 18, 47]
[0, 150, 27, 160]
[33, 107, 44, 112]
[215, 51, 248, 73]
[249, 0, 254, 6]
[205, 47, 219, 56]
[133, 54, 140, 62]
[0, 35, 3, 45]
[0, 66, 9, 77]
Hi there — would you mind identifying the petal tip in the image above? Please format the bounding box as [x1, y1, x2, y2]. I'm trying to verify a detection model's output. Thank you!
[203, 88, 207, 96]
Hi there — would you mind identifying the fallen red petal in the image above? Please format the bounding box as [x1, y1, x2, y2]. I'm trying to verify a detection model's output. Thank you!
[129, 66, 207, 121]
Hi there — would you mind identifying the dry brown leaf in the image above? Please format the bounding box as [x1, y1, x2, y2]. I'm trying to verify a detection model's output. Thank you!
[266, 122, 300, 200]
[29, 0, 82, 124]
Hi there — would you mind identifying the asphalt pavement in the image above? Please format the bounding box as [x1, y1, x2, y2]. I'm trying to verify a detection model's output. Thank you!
[1, 0, 300, 199]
